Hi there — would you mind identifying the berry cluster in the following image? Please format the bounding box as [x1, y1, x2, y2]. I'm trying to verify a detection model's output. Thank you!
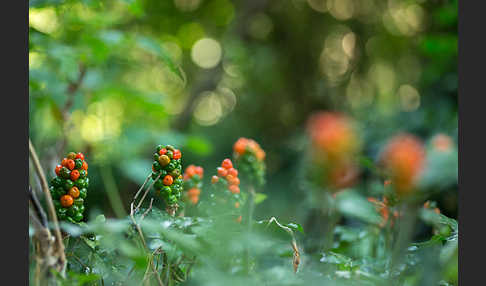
[183, 165, 204, 205]
[379, 134, 425, 196]
[233, 138, 266, 187]
[211, 159, 243, 221]
[305, 112, 361, 193]
[50, 152, 89, 223]
[151, 145, 183, 215]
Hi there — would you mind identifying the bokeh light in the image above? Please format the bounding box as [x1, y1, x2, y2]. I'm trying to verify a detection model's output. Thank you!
[191, 38, 223, 69]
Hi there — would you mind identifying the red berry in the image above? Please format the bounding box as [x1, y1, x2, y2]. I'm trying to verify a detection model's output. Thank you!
[163, 175, 174, 186]
[217, 167, 228, 177]
[68, 187, 80, 198]
[173, 149, 181, 160]
[195, 166, 204, 176]
[55, 165, 62, 176]
[75, 152, 85, 161]
[66, 159, 75, 170]
[227, 168, 238, 177]
[61, 158, 69, 167]
[82, 161, 88, 170]
[70, 169, 80, 181]
[221, 159, 233, 169]
[60, 195, 74, 207]
[229, 185, 240, 194]
[159, 148, 167, 155]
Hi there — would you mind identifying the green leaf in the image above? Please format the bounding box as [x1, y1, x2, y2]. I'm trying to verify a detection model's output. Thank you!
[254, 193, 267, 205]
[136, 36, 186, 84]
[335, 191, 382, 225]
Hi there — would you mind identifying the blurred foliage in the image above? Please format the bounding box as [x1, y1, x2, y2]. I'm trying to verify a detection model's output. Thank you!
[29, 0, 457, 285]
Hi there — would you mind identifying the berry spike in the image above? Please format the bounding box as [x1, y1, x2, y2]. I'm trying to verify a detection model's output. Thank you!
[49, 152, 89, 224]
[152, 144, 183, 216]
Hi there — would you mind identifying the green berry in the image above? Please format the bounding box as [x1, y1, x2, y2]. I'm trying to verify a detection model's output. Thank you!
[64, 179, 74, 190]
[79, 169, 87, 179]
[74, 159, 83, 169]
[67, 205, 79, 217]
[74, 198, 84, 206]
[73, 212, 83, 222]
[79, 188, 87, 199]
[51, 177, 63, 188]
[162, 186, 171, 194]
[60, 167, 71, 179]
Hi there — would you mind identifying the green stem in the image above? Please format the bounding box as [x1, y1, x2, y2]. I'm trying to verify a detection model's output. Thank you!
[322, 194, 339, 252]
[100, 165, 127, 218]
[389, 203, 417, 274]
[245, 186, 256, 274]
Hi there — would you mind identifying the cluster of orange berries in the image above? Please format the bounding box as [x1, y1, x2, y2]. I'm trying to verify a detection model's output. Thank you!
[307, 112, 360, 162]
[233, 137, 266, 187]
[306, 112, 361, 192]
[380, 134, 425, 196]
[183, 165, 204, 205]
[233, 137, 266, 161]
[211, 159, 241, 195]
[50, 152, 89, 223]
[211, 159, 243, 222]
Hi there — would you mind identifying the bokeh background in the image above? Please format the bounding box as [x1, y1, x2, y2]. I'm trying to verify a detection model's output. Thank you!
[29, 0, 457, 224]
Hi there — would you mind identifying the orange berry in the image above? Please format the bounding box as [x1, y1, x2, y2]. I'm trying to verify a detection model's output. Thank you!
[227, 168, 238, 177]
[221, 159, 233, 170]
[82, 161, 88, 170]
[229, 185, 240, 194]
[61, 158, 69, 167]
[75, 152, 85, 161]
[187, 188, 200, 196]
[185, 165, 196, 177]
[70, 169, 80, 181]
[195, 166, 204, 177]
[227, 175, 240, 186]
[60, 195, 74, 207]
[66, 159, 75, 170]
[163, 175, 174, 186]
[68, 187, 80, 198]
[55, 165, 63, 176]
[236, 215, 242, 223]
[217, 167, 228, 177]
[173, 149, 182, 160]
[256, 149, 266, 161]
[159, 148, 167, 155]
[211, 175, 219, 184]
[235, 202, 240, 208]
[234, 138, 248, 155]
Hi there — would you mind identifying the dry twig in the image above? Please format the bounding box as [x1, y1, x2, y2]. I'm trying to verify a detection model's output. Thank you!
[29, 139, 66, 275]
[266, 217, 301, 273]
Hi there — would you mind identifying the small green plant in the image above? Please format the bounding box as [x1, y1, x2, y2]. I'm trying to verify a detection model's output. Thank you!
[49, 152, 89, 223]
